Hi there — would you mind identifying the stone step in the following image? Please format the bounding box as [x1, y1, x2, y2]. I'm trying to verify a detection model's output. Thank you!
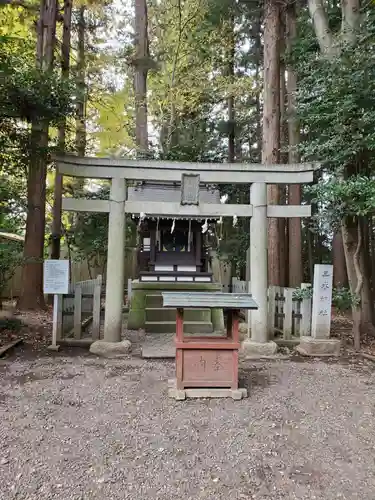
[145, 321, 213, 334]
[145, 307, 211, 323]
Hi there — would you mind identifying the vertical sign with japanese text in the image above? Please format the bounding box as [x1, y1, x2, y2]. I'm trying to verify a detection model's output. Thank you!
[311, 264, 333, 339]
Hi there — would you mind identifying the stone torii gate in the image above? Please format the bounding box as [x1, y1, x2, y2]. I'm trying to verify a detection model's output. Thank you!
[56, 156, 316, 356]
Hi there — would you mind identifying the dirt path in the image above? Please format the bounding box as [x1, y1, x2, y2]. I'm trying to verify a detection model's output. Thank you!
[1, 348, 375, 499]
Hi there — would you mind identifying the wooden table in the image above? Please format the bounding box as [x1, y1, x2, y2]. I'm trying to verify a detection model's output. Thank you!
[162, 292, 258, 400]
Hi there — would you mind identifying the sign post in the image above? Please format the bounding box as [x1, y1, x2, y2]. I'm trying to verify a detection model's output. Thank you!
[43, 260, 69, 351]
[311, 264, 333, 339]
[297, 263, 340, 356]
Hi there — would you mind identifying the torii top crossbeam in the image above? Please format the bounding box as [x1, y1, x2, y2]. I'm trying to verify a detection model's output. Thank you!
[56, 155, 317, 184]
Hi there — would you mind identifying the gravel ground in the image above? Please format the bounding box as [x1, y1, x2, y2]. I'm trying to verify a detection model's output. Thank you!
[1, 349, 375, 500]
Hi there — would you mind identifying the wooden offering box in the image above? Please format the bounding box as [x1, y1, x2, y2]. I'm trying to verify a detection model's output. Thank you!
[162, 292, 258, 400]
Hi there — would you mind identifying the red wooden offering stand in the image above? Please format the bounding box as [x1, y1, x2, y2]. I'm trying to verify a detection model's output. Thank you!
[175, 306, 240, 390]
[162, 292, 258, 400]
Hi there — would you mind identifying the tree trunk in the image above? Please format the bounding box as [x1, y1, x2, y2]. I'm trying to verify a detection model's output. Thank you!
[307, 226, 314, 282]
[332, 231, 347, 287]
[253, 6, 262, 163]
[263, 0, 281, 285]
[228, 95, 235, 163]
[75, 5, 86, 157]
[134, 0, 149, 155]
[51, 0, 73, 260]
[342, 216, 373, 339]
[370, 216, 375, 315]
[227, 11, 235, 164]
[359, 217, 374, 327]
[18, 0, 58, 310]
[341, 217, 362, 349]
[279, 14, 287, 287]
[286, 1, 303, 287]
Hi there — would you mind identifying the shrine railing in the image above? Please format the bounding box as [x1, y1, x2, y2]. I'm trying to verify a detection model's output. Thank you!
[57, 275, 103, 344]
[223, 278, 312, 341]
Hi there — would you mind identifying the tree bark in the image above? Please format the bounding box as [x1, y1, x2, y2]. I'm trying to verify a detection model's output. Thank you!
[286, 1, 303, 287]
[227, 10, 235, 164]
[75, 5, 86, 157]
[352, 218, 362, 350]
[51, 0, 73, 260]
[254, 9, 262, 163]
[18, 0, 58, 309]
[279, 22, 287, 286]
[307, 0, 337, 57]
[371, 216, 375, 315]
[342, 217, 362, 349]
[263, 0, 281, 285]
[134, 0, 149, 155]
[359, 217, 373, 327]
[332, 231, 347, 287]
[341, 0, 360, 45]
[342, 216, 373, 337]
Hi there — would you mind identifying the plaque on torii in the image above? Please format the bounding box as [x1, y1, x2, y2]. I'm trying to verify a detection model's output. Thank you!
[180, 173, 200, 205]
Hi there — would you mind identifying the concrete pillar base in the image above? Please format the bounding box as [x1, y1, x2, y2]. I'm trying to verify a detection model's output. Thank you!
[296, 336, 341, 357]
[241, 340, 278, 358]
[47, 344, 60, 352]
[90, 340, 131, 358]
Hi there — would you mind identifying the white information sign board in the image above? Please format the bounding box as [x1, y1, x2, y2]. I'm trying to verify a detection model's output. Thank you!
[311, 264, 333, 339]
[43, 259, 69, 295]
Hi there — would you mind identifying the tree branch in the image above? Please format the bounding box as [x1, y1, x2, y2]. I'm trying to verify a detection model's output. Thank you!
[340, 0, 360, 45]
[307, 0, 337, 57]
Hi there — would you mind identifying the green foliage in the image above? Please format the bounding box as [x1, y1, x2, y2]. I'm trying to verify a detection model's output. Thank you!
[292, 285, 358, 312]
[333, 286, 360, 312]
[295, 6, 375, 173]
[67, 185, 136, 275]
[67, 186, 110, 272]
[307, 176, 375, 229]
[0, 37, 75, 124]
[217, 227, 249, 274]
[292, 286, 313, 300]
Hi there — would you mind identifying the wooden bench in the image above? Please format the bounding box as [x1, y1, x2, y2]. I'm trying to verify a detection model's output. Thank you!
[162, 292, 258, 400]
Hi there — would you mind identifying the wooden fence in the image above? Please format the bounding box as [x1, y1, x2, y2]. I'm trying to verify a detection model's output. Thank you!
[268, 284, 311, 341]
[224, 278, 312, 341]
[57, 275, 103, 345]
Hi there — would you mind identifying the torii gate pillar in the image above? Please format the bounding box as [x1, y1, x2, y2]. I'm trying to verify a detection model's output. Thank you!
[243, 182, 277, 356]
[103, 178, 126, 342]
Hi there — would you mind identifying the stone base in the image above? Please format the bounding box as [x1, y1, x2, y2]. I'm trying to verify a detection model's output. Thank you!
[47, 344, 60, 351]
[241, 340, 278, 358]
[296, 336, 341, 357]
[168, 379, 247, 400]
[89, 340, 132, 358]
